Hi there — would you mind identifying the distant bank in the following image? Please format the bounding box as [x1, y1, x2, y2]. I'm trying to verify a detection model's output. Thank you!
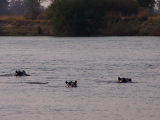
[0, 16, 160, 36]
[0, 16, 53, 36]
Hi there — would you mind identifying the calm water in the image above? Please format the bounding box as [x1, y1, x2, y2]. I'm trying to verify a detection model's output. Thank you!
[0, 37, 160, 120]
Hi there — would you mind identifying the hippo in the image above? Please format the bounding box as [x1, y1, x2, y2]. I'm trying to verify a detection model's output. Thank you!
[14, 70, 30, 76]
[118, 77, 132, 83]
[65, 81, 77, 87]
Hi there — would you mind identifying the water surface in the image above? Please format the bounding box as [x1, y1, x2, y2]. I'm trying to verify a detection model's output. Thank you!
[0, 37, 160, 120]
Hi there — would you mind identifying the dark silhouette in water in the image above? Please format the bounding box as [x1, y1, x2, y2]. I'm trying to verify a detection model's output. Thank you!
[65, 81, 77, 87]
[24, 82, 49, 84]
[14, 70, 30, 76]
[118, 77, 132, 83]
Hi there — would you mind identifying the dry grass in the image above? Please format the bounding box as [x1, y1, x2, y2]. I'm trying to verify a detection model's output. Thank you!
[136, 9, 160, 21]
[0, 15, 25, 21]
[149, 15, 160, 20]
[0, 15, 51, 36]
[0, 15, 49, 22]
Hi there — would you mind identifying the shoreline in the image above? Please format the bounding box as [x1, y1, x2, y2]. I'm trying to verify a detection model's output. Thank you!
[0, 16, 160, 36]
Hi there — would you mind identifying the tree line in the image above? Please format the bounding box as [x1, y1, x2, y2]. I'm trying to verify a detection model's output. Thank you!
[0, 0, 159, 36]
[0, 0, 157, 17]
[0, 0, 44, 19]
[46, 0, 157, 36]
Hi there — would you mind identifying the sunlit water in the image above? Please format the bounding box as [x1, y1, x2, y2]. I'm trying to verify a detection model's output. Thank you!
[0, 36, 160, 120]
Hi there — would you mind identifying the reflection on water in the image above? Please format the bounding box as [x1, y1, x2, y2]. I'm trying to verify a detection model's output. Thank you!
[0, 36, 160, 120]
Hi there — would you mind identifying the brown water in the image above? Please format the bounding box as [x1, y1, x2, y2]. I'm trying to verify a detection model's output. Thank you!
[0, 37, 160, 120]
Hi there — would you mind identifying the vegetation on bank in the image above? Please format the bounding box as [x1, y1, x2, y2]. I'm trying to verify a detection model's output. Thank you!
[46, 0, 160, 36]
[0, 15, 160, 36]
[0, 16, 52, 36]
[0, 0, 160, 36]
[46, 0, 140, 36]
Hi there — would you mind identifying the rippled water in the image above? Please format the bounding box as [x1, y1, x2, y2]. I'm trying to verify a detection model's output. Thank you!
[0, 36, 160, 120]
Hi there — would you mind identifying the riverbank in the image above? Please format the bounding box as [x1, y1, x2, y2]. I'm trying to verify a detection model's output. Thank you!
[0, 16, 160, 36]
[0, 16, 53, 36]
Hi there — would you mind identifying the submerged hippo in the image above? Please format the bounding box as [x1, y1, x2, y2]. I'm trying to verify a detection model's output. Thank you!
[118, 77, 132, 83]
[65, 81, 77, 87]
[14, 70, 30, 76]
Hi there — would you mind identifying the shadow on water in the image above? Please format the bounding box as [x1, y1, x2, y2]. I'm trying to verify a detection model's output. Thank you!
[0, 74, 49, 85]
[0, 81, 49, 85]
[0, 74, 13, 77]
[23, 82, 49, 84]
[46, 85, 67, 88]
[95, 80, 138, 84]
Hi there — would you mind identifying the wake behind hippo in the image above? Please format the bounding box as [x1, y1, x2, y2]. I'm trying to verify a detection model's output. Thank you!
[65, 81, 77, 87]
[14, 70, 30, 76]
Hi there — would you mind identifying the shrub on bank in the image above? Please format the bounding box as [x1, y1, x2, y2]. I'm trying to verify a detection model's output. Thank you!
[103, 21, 138, 36]
[47, 0, 139, 36]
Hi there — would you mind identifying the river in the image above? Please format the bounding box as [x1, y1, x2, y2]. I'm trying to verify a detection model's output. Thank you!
[0, 36, 160, 120]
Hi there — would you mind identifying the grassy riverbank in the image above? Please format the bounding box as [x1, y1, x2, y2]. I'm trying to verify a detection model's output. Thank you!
[0, 15, 160, 36]
[0, 16, 53, 36]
